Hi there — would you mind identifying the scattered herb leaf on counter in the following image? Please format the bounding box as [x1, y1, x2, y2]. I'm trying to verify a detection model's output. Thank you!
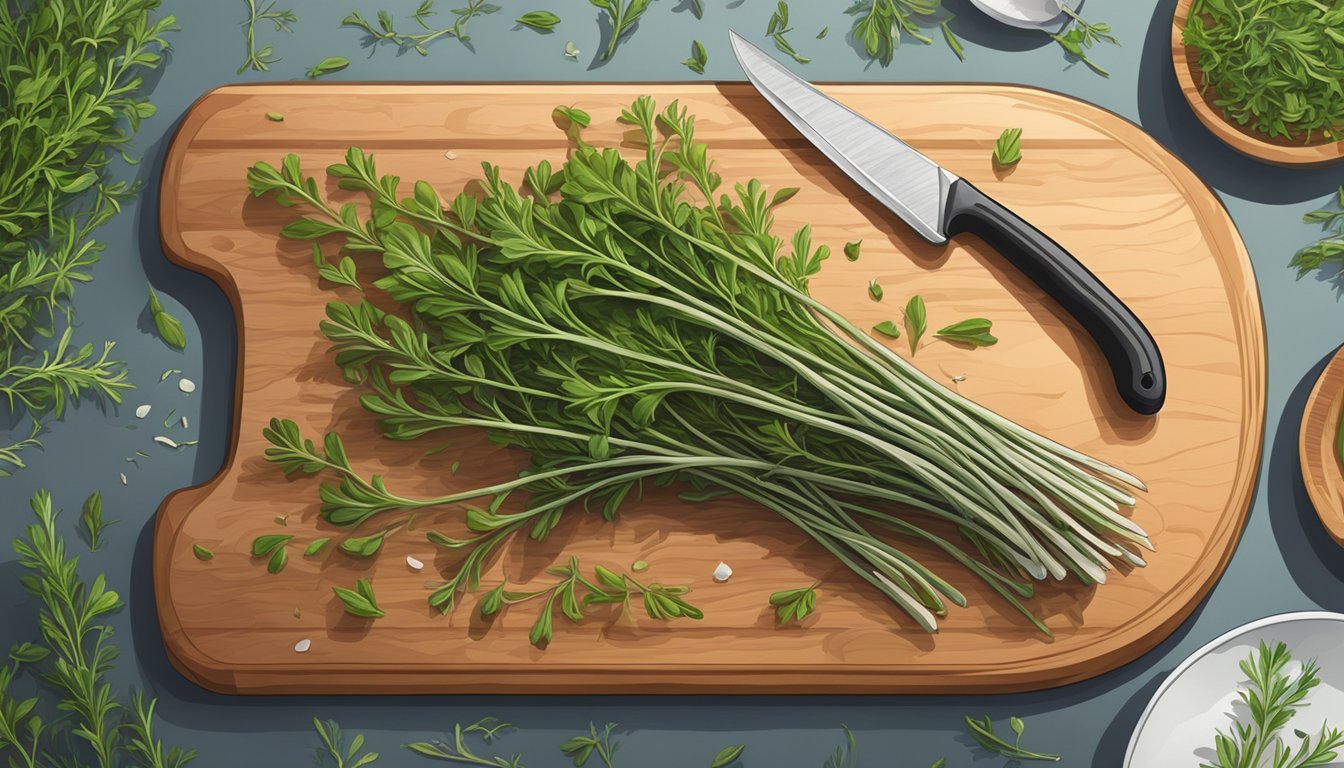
[903, 295, 927, 353]
[193, 543, 214, 561]
[710, 744, 745, 768]
[682, 40, 708, 74]
[1184, 0, 1344, 142]
[1051, 7, 1116, 78]
[1290, 185, 1344, 291]
[334, 578, 385, 619]
[847, 0, 959, 66]
[238, 0, 297, 74]
[941, 20, 964, 61]
[689, 0, 704, 19]
[465, 717, 513, 744]
[825, 725, 858, 768]
[516, 10, 560, 31]
[767, 1, 810, 64]
[872, 320, 901, 339]
[817, 26, 829, 39]
[148, 288, 187, 350]
[769, 582, 819, 625]
[867, 279, 883, 300]
[344, 0, 499, 55]
[248, 97, 1150, 636]
[306, 56, 349, 78]
[936, 318, 998, 348]
[1200, 641, 1344, 768]
[80, 491, 111, 551]
[844, 240, 861, 261]
[591, 0, 654, 61]
[993, 127, 1022, 166]
[406, 722, 526, 767]
[964, 715, 1059, 762]
[559, 722, 619, 768]
[315, 718, 380, 768]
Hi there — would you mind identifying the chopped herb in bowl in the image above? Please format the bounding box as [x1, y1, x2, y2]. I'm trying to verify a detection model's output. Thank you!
[1182, 0, 1344, 145]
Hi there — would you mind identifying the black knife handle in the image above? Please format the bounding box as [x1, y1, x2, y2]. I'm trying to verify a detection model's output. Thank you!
[943, 178, 1165, 415]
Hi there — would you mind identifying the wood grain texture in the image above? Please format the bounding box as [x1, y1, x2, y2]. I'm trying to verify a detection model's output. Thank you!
[1301, 346, 1344, 547]
[156, 83, 1265, 695]
[1171, 0, 1344, 167]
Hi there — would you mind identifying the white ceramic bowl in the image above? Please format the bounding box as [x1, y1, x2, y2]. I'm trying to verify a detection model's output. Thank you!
[1125, 612, 1344, 767]
[968, 0, 1083, 30]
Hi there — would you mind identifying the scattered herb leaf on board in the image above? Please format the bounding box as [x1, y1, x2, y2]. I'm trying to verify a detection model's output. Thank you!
[844, 240, 861, 261]
[340, 526, 395, 557]
[239, 0, 298, 74]
[872, 321, 901, 339]
[193, 543, 214, 561]
[249, 97, 1149, 636]
[306, 56, 349, 78]
[1199, 641, 1344, 768]
[904, 295, 927, 353]
[334, 578, 385, 618]
[1051, 7, 1116, 78]
[305, 537, 332, 556]
[591, 0, 654, 61]
[559, 722, 619, 768]
[81, 491, 112, 551]
[993, 128, 1022, 167]
[767, 1, 810, 64]
[406, 723, 526, 767]
[1290, 186, 1344, 292]
[847, 0, 959, 66]
[148, 288, 187, 350]
[252, 533, 293, 573]
[710, 744, 745, 768]
[868, 279, 883, 300]
[472, 556, 701, 648]
[1184, 0, 1344, 141]
[0, 0, 170, 474]
[267, 112, 286, 122]
[964, 715, 1059, 762]
[516, 10, 560, 31]
[314, 719, 380, 768]
[682, 40, 708, 74]
[936, 318, 997, 347]
[344, 0, 500, 54]
[769, 582, 819, 625]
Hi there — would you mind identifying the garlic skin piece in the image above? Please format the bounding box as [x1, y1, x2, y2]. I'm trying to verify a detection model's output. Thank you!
[406, 555, 424, 571]
[178, 378, 196, 393]
[293, 638, 312, 653]
[153, 435, 179, 449]
[134, 404, 152, 419]
[712, 561, 733, 583]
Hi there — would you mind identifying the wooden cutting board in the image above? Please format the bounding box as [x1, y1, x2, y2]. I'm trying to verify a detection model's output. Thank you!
[156, 83, 1265, 695]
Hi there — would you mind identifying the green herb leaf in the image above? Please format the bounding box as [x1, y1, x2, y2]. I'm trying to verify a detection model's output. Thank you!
[333, 578, 385, 618]
[993, 128, 1022, 167]
[1291, 186, 1344, 292]
[964, 715, 1059, 762]
[941, 21, 964, 61]
[767, 1, 810, 64]
[560, 722, 619, 767]
[844, 240, 861, 261]
[1051, 8, 1116, 78]
[517, 10, 561, 31]
[81, 491, 111, 551]
[935, 318, 997, 347]
[904, 295, 927, 353]
[872, 320, 901, 339]
[304, 538, 332, 556]
[252, 533, 293, 556]
[817, 26, 829, 39]
[306, 56, 349, 78]
[682, 40, 708, 75]
[192, 543, 214, 561]
[239, 1, 298, 74]
[868, 279, 883, 301]
[313, 244, 362, 290]
[148, 288, 187, 350]
[592, 0, 654, 61]
[768, 582, 819, 625]
[340, 528, 390, 557]
[689, 0, 704, 18]
[710, 744, 745, 768]
[9, 641, 50, 665]
[266, 112, 285, 122]
[267, 545, 289, 574]
[847, 0, 950, 66]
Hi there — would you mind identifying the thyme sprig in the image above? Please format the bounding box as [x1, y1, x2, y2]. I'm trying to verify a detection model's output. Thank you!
[406, 722, 525, 767]
[238, 0, 297, 74]
[249, 97, 1150, 634]
[1291, 186, 1344, 293]
[846, 0, 960, 66]
[343, 0, 499, 55]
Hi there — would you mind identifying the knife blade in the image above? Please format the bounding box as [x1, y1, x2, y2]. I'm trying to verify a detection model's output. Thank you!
[729, 31, 1166, 415]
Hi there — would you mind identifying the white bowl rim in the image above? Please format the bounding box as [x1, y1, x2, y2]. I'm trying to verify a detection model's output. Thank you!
[1123, 610, 1344, 767]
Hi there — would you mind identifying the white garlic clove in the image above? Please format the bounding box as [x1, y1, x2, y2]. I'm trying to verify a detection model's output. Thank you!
[713, 561, 733, 582]
[406, 555, 424, 571]
[294, 638, 311, 653]
[178, 378, 196, 393]
[135, 404, 152, 419]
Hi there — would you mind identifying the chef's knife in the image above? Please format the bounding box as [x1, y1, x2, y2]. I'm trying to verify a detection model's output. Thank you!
[729, 31, 1166, 415]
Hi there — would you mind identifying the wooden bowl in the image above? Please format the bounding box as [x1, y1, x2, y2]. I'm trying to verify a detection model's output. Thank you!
[1172, 0, 1344, 167]
[1301, 345, 1344, 546]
